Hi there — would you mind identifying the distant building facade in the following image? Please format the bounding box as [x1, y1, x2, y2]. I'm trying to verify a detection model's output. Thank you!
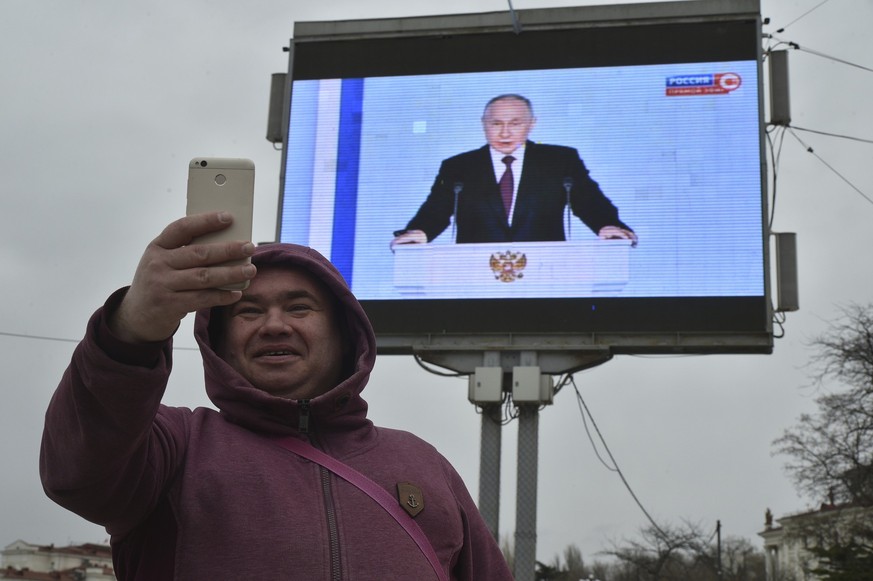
[1, 540, 115, 580]
[759, 503, 873, 581]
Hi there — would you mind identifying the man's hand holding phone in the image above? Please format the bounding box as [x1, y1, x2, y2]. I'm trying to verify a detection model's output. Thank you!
[109, 157, 257, 344]
[108, 212, 257, 344]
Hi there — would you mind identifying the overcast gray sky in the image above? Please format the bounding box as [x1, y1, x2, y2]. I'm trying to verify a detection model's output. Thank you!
[2, 0, 872, 566]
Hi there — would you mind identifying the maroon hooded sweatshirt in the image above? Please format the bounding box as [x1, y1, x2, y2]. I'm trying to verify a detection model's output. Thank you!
[40, 243, 512, 580]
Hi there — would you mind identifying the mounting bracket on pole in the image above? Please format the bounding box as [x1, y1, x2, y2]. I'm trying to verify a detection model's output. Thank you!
[510, 364, 553, 405]
[469, 361, 555, 405]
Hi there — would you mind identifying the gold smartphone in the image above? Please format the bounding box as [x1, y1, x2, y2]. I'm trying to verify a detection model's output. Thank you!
[186, 157, 255, 290]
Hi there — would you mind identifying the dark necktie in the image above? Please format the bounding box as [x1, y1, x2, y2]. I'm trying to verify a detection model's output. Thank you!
[499, 155, 515, 217]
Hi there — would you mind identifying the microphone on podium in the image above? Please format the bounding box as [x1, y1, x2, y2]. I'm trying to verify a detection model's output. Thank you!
[562, 177, 573, 239]
[452, 181, 464, 243]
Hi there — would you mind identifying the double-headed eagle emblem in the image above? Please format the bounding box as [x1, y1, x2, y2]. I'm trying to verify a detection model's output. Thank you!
[490, 250, 527, 283]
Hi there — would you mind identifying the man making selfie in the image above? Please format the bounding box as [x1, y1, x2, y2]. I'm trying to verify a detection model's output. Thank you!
[41, 211, 512, 580]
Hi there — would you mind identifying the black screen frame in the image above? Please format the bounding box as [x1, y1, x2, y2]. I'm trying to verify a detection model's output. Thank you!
[279, 1, 772, 359]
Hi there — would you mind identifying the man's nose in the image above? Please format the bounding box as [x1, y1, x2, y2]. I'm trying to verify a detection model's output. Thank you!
[260, 309, 292, 334]
[499, 123, 511, 136]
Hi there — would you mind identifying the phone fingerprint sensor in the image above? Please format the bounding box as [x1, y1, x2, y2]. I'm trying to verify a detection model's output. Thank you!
[214, 174, 227, 186]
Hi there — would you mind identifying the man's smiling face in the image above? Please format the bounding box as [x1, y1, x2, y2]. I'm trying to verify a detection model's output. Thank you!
[218, 266, 347, 400]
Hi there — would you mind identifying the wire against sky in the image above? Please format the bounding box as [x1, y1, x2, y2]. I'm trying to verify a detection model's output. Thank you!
[766, 35, 873, 75]
[792, 44, 873, 74]
[791, 125, 873, 146]
[0, 329, 200, 351]
[765, 125, 789, 231]
[774, 0, 833, 33]
[571, 377, 669, 539]
[787, 128, 873, 207]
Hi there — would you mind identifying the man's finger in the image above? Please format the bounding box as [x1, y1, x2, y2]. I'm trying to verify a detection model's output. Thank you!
[166, 262, 257, 292]
[167, 240, 256, 270]
[172, 287, 246, 315]
[154, 212, 235, 250]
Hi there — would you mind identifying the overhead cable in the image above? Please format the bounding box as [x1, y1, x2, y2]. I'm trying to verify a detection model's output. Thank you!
[790, 125, 873, 146]
[774, 0, 833, 33]
[0, 329, 199, 351]
[766, 35, 873, 74]
[572, 378, 669, 539]
[787, 128, 873, 207]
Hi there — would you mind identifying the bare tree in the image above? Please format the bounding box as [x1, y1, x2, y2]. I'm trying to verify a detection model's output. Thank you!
[598, 522, 766, 581]
[717, 537, 768, 581]
[601, 521, 706, 580]
[772, 304, 873, 579]
[774, 303, 873, 506]
[563, 543, 585, 575]
[535, 544, 586, 580]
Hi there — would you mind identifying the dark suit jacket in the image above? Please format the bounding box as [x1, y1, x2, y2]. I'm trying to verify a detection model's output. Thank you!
[405, 141, 631, 243]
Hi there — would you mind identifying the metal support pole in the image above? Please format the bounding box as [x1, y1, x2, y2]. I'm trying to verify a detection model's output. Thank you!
[717, 520, 723, 579]
[479, 402, 502, 540]
[477, 350, 504, 542]
[514, 404, 539, 581]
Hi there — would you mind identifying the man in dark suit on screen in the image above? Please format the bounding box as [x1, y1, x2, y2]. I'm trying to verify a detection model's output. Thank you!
[391, 94, 637, 248]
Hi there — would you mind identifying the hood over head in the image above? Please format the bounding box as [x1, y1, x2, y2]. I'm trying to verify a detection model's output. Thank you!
[193, 243, 377, 434]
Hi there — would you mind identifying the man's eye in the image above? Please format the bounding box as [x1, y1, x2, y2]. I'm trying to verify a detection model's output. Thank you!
[287, 304, 313, 313]
[234, 307, 262, 316]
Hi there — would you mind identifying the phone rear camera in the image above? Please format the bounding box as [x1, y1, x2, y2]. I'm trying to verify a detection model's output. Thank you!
[199, 160, 208, 167]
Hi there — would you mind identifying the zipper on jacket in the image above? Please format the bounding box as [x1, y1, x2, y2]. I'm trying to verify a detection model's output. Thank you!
[320, 465, 343, 581]
[298, 399, 310, 433]
[297, 406, 343, 581]
[299, 406, 342, 579]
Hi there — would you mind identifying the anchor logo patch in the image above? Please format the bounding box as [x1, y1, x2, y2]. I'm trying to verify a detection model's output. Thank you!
[397, 482, 424, 518]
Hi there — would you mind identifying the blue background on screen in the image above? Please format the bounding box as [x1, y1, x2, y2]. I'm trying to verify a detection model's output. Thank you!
[332, 78, 364, 287]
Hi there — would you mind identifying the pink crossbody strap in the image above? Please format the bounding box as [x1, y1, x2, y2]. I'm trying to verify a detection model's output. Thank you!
[273, 436, 449, 581]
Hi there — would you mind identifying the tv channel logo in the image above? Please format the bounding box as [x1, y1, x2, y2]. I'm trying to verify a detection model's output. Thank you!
[665, 73, 742, 96]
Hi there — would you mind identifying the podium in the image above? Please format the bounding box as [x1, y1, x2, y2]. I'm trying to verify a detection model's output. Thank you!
[393, 240, 631, 298]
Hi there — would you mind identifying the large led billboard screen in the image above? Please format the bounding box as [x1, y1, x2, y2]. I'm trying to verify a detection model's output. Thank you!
[276, 0, 772, 361]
